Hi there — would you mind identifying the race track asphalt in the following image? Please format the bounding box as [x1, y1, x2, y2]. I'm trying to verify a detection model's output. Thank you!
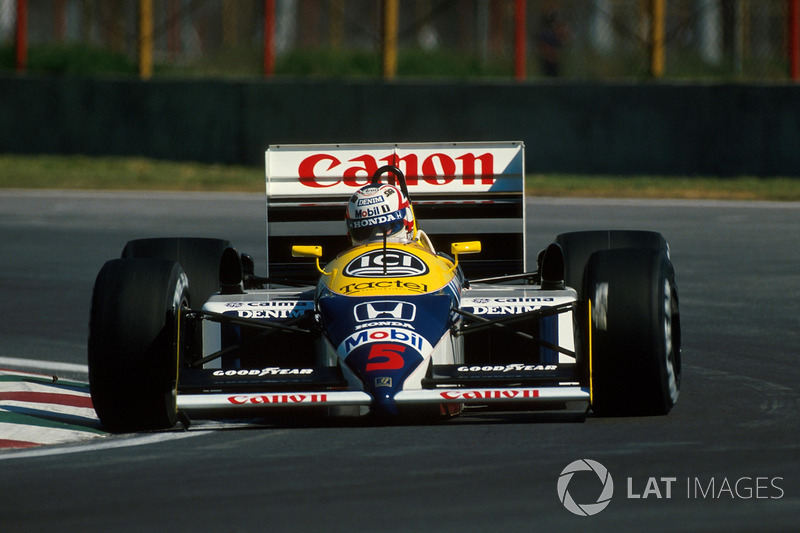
[0, 191, 798, 532]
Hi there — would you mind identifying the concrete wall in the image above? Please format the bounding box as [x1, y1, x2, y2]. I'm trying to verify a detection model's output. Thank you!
[2, 76, 799, 176]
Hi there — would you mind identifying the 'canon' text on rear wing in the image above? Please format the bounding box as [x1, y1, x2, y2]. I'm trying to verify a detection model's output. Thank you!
[264, 142, 526, 283]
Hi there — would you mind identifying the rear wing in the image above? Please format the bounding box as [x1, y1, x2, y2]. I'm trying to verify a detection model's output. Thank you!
[265, 142, 525, 284]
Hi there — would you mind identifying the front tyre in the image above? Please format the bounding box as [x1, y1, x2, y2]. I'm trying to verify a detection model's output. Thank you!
[555, 230, 669, 299]
[88, 258, 188, 432]
[121, 237, 230, 306]
[586, 248, 681, 416]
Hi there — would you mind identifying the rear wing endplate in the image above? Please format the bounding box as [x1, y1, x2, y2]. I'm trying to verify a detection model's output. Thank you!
[265, 142, 525, 283]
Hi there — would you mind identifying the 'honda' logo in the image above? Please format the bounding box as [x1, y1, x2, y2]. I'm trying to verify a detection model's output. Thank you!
[354, 301, 416, 322]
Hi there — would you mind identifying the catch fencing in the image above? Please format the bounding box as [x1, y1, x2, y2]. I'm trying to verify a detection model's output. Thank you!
[2, 0, 799, 81]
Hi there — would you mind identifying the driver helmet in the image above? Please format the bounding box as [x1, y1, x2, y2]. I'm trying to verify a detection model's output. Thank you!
[346, 183, 415, 245]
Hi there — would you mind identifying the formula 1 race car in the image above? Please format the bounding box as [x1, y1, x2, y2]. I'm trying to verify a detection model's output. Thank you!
[88, 142, 681, 432]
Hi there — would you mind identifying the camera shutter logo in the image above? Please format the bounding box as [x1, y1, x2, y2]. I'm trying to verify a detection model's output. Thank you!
[557, 459, 614, 516]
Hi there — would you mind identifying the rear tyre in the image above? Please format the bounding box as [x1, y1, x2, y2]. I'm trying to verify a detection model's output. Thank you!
[88, 258, 188, 432]
[585, 248, 681, 416]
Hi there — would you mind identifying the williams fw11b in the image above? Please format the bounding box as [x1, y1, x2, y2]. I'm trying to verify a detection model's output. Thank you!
[88, 142, 681, 432]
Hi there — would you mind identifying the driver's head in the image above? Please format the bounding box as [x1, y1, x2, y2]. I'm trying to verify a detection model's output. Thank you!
[346, 183, 415, 245]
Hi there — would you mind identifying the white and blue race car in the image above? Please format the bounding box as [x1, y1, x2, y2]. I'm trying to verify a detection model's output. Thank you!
[88, 142, 680, 432]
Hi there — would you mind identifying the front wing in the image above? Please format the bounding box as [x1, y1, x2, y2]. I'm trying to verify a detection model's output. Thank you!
[174, 290, 589, 419]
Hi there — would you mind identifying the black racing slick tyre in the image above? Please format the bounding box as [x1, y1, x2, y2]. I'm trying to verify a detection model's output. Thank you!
[585, 248, 681, 416]
[555, 230, 669, 299]
[121, 237, 230, 306]
[88, 258, 188, 432]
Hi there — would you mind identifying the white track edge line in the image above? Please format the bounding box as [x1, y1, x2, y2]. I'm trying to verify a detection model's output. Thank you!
[0, 431, 211, 461]
[0, 357, 89, 377]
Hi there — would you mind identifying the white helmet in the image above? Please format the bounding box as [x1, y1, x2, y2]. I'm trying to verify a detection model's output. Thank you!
[346, 183, 415, 245]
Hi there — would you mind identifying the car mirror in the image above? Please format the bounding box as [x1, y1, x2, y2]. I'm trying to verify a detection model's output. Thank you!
[291, 245, 329, 275]
[291, 245, 323, 258]
[450, 241, 481, 256]
[449, 241, 481, 273]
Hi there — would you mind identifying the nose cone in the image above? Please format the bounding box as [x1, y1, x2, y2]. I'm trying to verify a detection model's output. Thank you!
[319, 292, 455, 417]
[343, 335, 425, 415]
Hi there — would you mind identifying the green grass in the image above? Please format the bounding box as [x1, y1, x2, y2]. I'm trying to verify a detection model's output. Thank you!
[526, 174, 800, 201]
[0, 155, 263, 192]
[1, 154, 798, 201]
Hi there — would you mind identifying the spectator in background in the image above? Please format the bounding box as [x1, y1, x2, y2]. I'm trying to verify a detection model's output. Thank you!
[537, 8, 569, 77]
